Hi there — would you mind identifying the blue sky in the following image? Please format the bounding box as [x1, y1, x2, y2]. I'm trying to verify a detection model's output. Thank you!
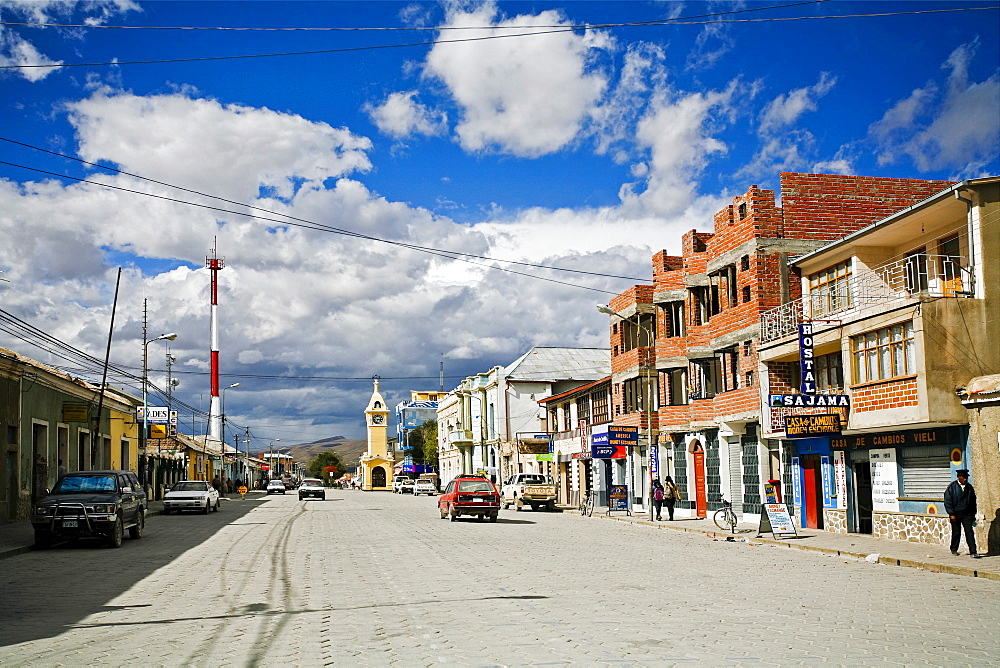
[1, 1, 998, 446]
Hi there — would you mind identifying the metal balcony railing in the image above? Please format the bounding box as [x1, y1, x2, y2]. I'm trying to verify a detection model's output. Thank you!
[760, 254, 973, 342]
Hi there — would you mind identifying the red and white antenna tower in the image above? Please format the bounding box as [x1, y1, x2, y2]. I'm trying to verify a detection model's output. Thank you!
[206, 240, 225, 442]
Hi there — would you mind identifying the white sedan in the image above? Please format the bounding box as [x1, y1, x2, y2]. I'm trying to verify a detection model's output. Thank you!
[163, 480, 220, 514]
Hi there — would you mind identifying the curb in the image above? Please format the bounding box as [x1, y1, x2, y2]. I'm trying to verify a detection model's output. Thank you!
[594, 512, 999, 581]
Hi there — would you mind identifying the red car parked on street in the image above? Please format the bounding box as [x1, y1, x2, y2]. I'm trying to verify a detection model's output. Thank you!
[437, 474, 500, 522]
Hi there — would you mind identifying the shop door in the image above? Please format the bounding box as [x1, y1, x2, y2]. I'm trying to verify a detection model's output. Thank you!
[371, 466, 386, 488]
[801, 455, 824, 529]
[693, 448, 707, 518]
[854, 462, 873, 534]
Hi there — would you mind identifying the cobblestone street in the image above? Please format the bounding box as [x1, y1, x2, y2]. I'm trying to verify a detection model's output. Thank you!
[1, 489, 998, 666]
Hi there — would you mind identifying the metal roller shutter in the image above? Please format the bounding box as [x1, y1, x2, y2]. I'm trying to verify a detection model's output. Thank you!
[900, 446, 950, 498]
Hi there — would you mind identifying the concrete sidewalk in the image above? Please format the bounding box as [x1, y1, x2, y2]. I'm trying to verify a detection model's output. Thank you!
[587, 508, 999, 581]
[0, 491, 263, 560]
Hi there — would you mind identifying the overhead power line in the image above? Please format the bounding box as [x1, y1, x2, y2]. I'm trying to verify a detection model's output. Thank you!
[2, 3, 994, 70]
[0, 137, 648, 283]
[0, 158, 648, 296]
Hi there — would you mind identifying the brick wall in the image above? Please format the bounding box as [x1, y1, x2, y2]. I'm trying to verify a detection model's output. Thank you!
[607, 172, 954, 432]
[780, 173, 953, 241]
[852, 377, 920, 413]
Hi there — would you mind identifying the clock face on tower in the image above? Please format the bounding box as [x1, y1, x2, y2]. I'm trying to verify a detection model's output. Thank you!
[371, 414, 385, 425]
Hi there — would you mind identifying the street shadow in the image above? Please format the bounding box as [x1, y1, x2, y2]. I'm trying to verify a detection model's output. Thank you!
[0, 498, 267, 647]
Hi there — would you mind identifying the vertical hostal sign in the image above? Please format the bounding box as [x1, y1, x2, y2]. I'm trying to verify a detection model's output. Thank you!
[799, 323, 816, 394]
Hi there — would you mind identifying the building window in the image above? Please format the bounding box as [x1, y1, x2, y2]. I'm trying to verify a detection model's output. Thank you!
[663, 301, 685, 338]
[660, 368, 688, 406]
[720, 347, 740, 392]
[852, 322, 915, 384]
[745, 370, 755, 387]
[724, 265, 738, 308]
[623, 376, 657, 414]
[742, 340, 752, 357]
[576, 396, 590, 423]
[689, 359, 721, 399]
[742, 285, 751, 303]
[740, 255, 750, 272]
[814, 351, 844, 392]
[690, 287, 719, 325]
[738, 202, 748, 219]
[808, 260, 852, 316]
[591, 391, 609, 424]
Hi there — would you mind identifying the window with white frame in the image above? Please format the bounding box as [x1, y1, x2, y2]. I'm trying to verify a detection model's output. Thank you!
[852, 322, 915, 384]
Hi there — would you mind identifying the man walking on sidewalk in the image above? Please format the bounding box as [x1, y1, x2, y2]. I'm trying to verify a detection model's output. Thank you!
[944, 469, 980, 558]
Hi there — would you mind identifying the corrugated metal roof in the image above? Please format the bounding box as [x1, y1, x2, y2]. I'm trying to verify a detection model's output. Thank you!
[504, 346, 610, 382]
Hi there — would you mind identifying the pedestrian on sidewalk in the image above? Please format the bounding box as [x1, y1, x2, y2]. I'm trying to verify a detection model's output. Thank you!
[663, 476, 680, 521]
[652, 479, 665, 520]
[944, 469, 980, 558]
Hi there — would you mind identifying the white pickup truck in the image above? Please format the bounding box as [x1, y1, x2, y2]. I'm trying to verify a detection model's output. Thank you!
[501, 473, 557, 512]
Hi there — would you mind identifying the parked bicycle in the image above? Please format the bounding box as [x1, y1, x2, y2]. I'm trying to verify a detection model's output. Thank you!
[713, 496, 738, 532]
[579, 489, 594, 517]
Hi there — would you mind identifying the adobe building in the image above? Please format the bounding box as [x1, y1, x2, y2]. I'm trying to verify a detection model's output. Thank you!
[603, 173, 953, 524]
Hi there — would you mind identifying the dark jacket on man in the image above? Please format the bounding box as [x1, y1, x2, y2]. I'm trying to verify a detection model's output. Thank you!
[944, 480, 977, 517]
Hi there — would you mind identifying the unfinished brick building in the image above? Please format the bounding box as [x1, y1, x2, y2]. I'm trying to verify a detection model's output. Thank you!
[602, 173, 953, 522]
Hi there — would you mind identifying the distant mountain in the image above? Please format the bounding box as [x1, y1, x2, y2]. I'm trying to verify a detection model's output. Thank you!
[259, 436, 369, 474]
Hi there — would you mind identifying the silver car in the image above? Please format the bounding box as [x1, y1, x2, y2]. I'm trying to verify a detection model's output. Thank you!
[163, 480, 220, 514]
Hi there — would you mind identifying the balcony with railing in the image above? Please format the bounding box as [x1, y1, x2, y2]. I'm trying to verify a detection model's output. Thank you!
[760, 254, 974, 342]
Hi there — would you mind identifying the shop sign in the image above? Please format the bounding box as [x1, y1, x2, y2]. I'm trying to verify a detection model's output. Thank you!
[518, 441, 551, 455]
[592, 426, 638, 447]
[869, 448, 900, 512]
[820, 455, 833, 507]
[137, 406, 170, 423]
[650, 445, 658, 477]
[799, 323, 817, 394]
[608, 485, 629, 512]
[831, 428, 947, 450]
[62, 403, 90, 423]
[535, 453, 553, 461]
[761, 503, 797, 535]
[833, 451, 847, 509]
[571, 452, 591, 460]
[591, 444, 627, 459]
[769, 394, 850, 408]
[784, 413, 841, 438]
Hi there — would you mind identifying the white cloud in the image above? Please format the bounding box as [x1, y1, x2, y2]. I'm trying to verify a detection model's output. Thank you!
[365, 91, 447, 139]
[684, 0, 740, 71]
[759, 72, 836, 134]
[0, 26, 63, 81]
[870, 39, 1000, 175]
[0, 0, 137, 81]
[422, 3, 611, 157]
[618, 85, 736, 217]
[68, 89, 374, 202]
[740, 73, 836, 178]
[591, 43, 666, 156]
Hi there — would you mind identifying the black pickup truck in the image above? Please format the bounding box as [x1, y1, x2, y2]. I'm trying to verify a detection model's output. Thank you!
[32, 470, 147, 548]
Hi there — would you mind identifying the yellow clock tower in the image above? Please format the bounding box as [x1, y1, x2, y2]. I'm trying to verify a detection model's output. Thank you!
[359, 376, 392, 491]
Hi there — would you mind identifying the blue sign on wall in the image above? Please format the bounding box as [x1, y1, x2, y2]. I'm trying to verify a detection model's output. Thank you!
[592, 444, 627, 459]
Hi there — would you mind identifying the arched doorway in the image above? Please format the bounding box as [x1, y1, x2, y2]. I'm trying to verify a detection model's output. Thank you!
[371, 466, 386, 488]
[690, 440, 707, 518]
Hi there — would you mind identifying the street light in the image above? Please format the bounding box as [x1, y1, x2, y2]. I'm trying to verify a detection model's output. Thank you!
[598, 304, 657, 521]
[221, 382, 240, 479]
[142, 332, 176, 498]
[269, 439, 280, 480]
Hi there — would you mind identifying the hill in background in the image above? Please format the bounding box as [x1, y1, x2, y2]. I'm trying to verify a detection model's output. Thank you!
[258, 436, 369, 474]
